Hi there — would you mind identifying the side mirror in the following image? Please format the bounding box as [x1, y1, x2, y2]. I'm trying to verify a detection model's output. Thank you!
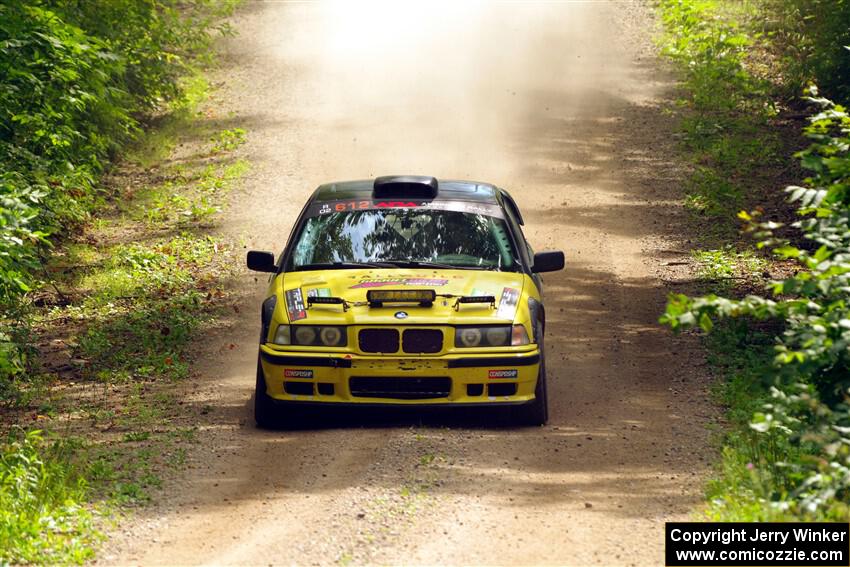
[532, 251, 565, 273]
[247, 250, 277, 273]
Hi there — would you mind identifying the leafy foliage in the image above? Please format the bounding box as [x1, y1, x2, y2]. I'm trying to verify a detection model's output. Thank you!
[0, 429, 100, 564]
[47, 0, 236, 106]
[692, 246, 767, 286]
[762, 0, 850, 102]
[75, 234, 225, 382]
[658, 0, 780, 236]
[0, 0, 235, 399]
[0, 2, 241, 561]
[662, 94, 850, 517]
[659, 0, 765, 114]
[0, 2, 124, 300]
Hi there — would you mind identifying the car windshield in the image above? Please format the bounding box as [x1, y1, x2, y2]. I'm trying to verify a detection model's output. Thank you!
[288, 208, 520, 271]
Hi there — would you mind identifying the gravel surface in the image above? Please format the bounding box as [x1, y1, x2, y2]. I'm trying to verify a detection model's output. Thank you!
[102, 2, 715, 565]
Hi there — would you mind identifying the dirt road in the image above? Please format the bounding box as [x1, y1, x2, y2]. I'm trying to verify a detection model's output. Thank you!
[106, 2, 714, 565]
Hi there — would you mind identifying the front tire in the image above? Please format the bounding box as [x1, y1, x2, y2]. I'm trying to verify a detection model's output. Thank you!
[514, 322, 548, 426]
[254, 356, 279, 428]
[515, 356, 548, 426]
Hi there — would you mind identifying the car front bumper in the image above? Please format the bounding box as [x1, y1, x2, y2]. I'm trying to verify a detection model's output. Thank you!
[259, 344, 541, 405]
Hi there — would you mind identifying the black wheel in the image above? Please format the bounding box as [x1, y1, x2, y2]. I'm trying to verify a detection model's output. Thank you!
[515, 356, 548, 426]
[254, 356, 279, 428]
[514, 323, 548, 426]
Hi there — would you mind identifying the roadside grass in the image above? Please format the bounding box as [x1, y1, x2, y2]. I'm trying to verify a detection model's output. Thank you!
[658, 0, 790, 245]
[657, 0, 813, 521]
[698, 320, 807, 521]
[0, 430, 101, 565]
[124, 72, 212, 169]
[690, 246, 768, 293]
[0, 67, 248, 563]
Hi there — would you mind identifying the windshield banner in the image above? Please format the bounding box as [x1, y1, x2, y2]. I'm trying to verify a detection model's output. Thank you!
[307, 199, 505, 219]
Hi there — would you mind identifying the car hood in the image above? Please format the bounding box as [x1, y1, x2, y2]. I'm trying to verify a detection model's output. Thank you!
[277, 268, 527, 325]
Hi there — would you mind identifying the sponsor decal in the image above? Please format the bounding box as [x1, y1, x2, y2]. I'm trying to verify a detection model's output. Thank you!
[284, 369, 314, 378]
[488, 369, 518, 379]
[350, 277, 448, 289]
[284, 288, 307, 321]
[310, 200, 417, 215]
[307, 200, 505, 219]
[306, 287, 332, 298]
[496, 287, 521, 319]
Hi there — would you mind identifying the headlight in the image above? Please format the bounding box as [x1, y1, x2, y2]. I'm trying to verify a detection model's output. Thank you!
[485, 326, 510, 345]
[290, 325, 347, 347]
[273, 324, 291, 345]
[455, 325, 511, 347]
[458, 327, 483, 347]
[294, 326, 317, 344]
[320, 327, 343, 346]
[511, 324, 530, 346]
[455, 325, 530, 347]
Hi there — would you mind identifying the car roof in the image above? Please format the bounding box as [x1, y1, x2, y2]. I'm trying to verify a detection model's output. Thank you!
[311, 178, 501, 204]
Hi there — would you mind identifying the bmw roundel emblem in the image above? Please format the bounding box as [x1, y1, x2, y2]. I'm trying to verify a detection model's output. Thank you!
[395, 311, 408, 319]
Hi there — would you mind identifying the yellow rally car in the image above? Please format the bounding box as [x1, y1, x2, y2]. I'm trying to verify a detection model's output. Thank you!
[247, 176, 564, 427]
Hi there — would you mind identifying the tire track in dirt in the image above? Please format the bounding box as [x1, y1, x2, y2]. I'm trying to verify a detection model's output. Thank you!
[104, 2, 715, 565]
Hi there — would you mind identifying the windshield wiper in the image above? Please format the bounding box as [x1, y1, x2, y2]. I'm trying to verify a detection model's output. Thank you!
[294, 261, 397, 271]
[382, 260, 483, 270]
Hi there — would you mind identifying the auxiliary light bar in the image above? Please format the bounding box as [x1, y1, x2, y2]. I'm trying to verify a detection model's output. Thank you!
[366, 289, 436, 307]
[306, 296, 349, 311]
[454, 295, 496, 310]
